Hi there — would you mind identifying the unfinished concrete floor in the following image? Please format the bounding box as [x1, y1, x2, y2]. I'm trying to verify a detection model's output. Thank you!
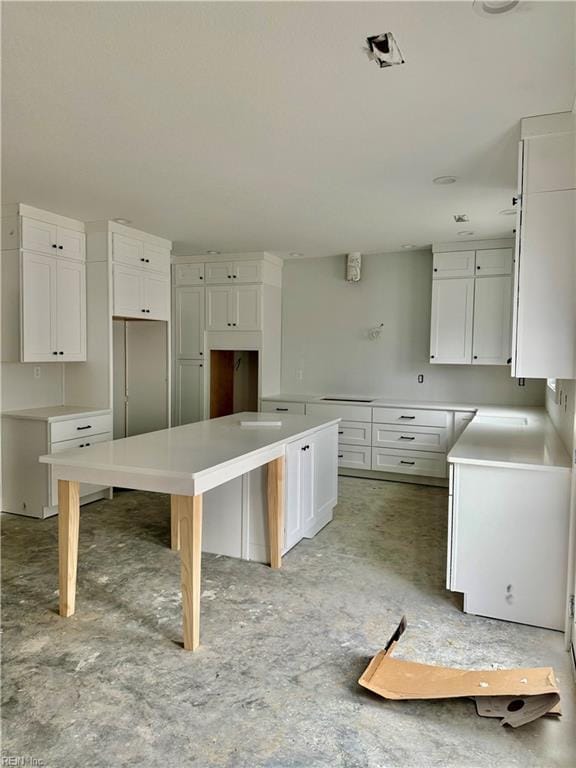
[2, 477, 575, 767]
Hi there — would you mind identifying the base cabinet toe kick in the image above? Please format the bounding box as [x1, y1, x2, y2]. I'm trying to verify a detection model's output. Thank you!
[446, 460, 571, 631]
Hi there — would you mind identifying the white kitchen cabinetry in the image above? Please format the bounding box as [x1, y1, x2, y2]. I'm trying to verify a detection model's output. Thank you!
[261, 400, 306, 415]
[206, 285, 261, 331]
[113, 264, 169, 320]
[174, 286, 205, 360]
[472, 276, 512, 365]
[430, 278, 474, 364]
[430, 241, 514, 366]
[21, 251, 86, 362]
[284, 425, 338, 552]
[1, 408, 112, 518]
[512, 114, 576, 379]
[1, 205, 87, 363]
[205, 260, 262, 284]
[174, 263, 205, 286]
[175, 359, 204, 426]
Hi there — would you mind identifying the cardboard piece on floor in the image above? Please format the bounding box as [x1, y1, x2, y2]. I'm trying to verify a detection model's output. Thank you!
[358, 617, 561, 727]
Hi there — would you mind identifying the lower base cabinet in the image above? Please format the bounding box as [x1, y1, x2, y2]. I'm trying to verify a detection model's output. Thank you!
[447, 461, 571, 630]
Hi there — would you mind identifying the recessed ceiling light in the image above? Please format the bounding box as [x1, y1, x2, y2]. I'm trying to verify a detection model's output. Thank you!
[289, 252, 303, 257]
[499, 208, 516, 215]
[113, 217, 131, 225]
[433, 176, 457, 185]
[401, 244, 416, 249]
[453, 214, 469, 223]
[207, 250, 220, 255]
[457, 231, 475, 236]
[473, 0, 520, 16]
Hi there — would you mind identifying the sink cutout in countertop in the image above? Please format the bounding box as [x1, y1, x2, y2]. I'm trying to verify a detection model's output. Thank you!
[321, 397, 374, 403]
[474, 416, 528, 427]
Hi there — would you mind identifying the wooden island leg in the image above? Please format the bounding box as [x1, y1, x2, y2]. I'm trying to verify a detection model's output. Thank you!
[170, 497, 180, 551]
[173, 494, 203, 651]
[267, 457, 285, 569]
[58, 479, 80, 617]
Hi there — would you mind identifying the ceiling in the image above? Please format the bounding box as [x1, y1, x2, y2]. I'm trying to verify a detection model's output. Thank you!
[2, 1, 575, 257]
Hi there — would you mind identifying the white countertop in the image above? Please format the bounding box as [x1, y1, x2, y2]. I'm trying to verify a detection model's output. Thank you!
[2, 405, 112, 422]
[448, 406, 571, 472]
[262, 393, 482, 412]
[40, 412, 340, 494]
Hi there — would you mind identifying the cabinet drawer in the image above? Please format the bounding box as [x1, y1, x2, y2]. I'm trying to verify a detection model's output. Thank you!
[338, 445, 372, 470]
[261, 401, 306, 415]
[174, 263, 205, 285]
[371, 424, 447, 453]
[305, 402, 372, 422]
[338, 421, 371, 446]
[50, 414, 112, 443]
[372, 407, 449, 428]
[49, 432, 112, 506]
[372, 448, 447, 478]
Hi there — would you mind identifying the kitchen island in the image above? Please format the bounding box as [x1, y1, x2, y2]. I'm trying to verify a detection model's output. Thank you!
[40, 412, 339, 650]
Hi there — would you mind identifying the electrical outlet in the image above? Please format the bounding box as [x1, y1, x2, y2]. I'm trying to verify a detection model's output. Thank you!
[417, 374, 424, 383]
[33, 367, 41, 379]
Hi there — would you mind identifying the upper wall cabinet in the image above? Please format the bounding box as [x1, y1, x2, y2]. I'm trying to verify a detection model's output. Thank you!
[512, 113, 576, 379]
[205, 260, 262, 284]
[1, 204, 87, 363]
[430, 241, 514, 366]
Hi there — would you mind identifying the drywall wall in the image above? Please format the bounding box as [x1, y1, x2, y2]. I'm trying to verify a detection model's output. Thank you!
[280, 251, 545, 406]
[546, 379, 575, 455]
[1, 363, 64, 411]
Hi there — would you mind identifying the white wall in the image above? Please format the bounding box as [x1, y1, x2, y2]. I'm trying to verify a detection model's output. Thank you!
[280, 251, 545, 406]
[1, 362, 64, 411]
[546, 379, 575, 455]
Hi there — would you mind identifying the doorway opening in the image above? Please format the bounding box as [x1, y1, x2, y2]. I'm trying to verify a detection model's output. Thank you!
[210, 350, 259, 418]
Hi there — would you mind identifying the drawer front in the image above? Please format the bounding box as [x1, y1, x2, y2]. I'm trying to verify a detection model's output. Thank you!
[338, 445, 372, 470]
[372, 448, 447, 478]
[174, 263, 205, 285]
[305, 402, 372, 422]
[371, 424, 447, 453]
[372, 407, 449, 428]
[50, 432, 112, 506]
[338, 420, 371, 446]
[112, 233, 144, 267]
[50, 414, 113, 443]
[261, 401, 306, 415]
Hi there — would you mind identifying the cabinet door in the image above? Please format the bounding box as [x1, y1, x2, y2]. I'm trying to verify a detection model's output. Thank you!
[300, 442, 315, 530]
[232, 285, 261, 330]
[472, 276, 512, 365]
[175, 359, 204, 425]
[57, 227, 85, 260]
[112, 233, 144, 267]
[514, 190, 576, 378]
[312, 426, 338, 517]
[113, 264, 143, 318]
[232, 260, 261, 283]
[206, 286, 232, 330]
[55, 259, 86, 360]
[174, 286, 205, 359]
[430, 278, 474, 364]
[143, 243, 170, 273]
[205, 262, 233, 284]
[475, 248, 513, 277]
[143, 273, 170, 320]
[21, 218, 58, 255]
[21, 252, 57, 362]
[433, 251, 475, 278]
[174, 263, 205, 286]
[284, 439, 305, 551]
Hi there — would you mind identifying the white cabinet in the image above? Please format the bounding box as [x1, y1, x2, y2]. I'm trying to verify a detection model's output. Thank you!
[175, 359, 204, 425]
[433, 251, 475, 278]
[113, 265, 169, 320]
[430, 278, 474, 364]
[472, 276, 512, 365]
[261, 400, 306, 415]
[284, 425, 337, 552]
[206, 285, 261, 331]
[112, 233, 144, 267]
[475, 248, 513, 276]
[57, 227, 85, 260]
[21, 218, 85, 259]
[174, 286, 204, 359]
[21, 251, 86, 362]
[522, 133, 576, 194]
[174, 263, 205, 285]
[205, 260, 262, 284]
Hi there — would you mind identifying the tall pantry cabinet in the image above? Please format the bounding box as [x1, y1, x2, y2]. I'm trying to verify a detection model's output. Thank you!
[172, 253, 282, 425]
